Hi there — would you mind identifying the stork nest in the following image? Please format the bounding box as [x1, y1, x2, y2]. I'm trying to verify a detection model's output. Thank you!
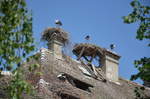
[73, 43, 105, 57]
[42, 27, 69, 44]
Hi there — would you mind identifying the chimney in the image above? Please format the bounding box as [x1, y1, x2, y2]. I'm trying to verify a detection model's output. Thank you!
[48, 40, 63, 59]
[102, 49, 121, 82]
[42, 27, 68, 59]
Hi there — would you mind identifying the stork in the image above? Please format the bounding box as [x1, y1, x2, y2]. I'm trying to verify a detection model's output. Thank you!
[55, 19, 62, 27]
[110, 44, 116, 50]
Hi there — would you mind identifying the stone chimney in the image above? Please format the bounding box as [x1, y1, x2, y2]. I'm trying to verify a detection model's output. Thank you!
[42, 27, 68, 59]
[48, 40, 63, 59]
[102, 49, 121, 82]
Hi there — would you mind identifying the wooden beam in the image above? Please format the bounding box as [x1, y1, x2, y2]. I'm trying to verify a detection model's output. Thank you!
[83, 56, 90, 62]
[77, 47, 85, 60]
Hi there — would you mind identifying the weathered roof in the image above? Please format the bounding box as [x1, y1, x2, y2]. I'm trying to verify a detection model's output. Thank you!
[0, 48, 150, 99]
[27, 48, 150, 99]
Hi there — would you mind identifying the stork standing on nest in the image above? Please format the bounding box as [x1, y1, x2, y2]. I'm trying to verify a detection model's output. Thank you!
[55, 19, 62, 28]
[85, 35, 90, 43]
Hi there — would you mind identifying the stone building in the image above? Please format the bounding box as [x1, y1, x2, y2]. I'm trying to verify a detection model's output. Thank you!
[0, 27, 150, 99]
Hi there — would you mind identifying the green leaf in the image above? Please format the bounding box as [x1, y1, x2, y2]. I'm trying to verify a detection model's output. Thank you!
[0, 0, 35, 98]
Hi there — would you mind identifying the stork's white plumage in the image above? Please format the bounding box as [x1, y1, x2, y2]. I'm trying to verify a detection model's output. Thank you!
[55, 19, 62, 26]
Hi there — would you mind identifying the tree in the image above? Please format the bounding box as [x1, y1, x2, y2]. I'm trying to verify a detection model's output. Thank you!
[0, 0, 35, 71]
[123, 0, 150, 98]
[123, 0, 150, 45]
[123, 0, 150, 87]
[8, 69, 33, 99]
[0, 0, 35, 98]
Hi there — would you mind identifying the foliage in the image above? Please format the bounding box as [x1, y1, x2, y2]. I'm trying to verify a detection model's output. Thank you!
[134, 87, 150, 99]
[123, 0, 150, 98]
[0, 0, 35, 70]
[0, 0, 35, 99]
[29, 63, 40, 72]
[131, 57, 150, 83]
[123, 0, 150, 84]
[123, 0, 150, 45]
[8, 69, 33, 99]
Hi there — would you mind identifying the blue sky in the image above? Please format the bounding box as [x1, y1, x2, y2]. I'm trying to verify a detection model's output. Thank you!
[27, 0, 150, 83]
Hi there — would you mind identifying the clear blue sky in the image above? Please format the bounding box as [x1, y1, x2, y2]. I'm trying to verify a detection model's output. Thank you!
[27, 0, 150, 83]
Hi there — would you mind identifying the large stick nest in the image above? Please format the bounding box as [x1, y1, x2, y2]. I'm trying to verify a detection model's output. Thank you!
[42, 27, 69, 44]
[73, 43, 105, 57]
[72, 43, 106, 67]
